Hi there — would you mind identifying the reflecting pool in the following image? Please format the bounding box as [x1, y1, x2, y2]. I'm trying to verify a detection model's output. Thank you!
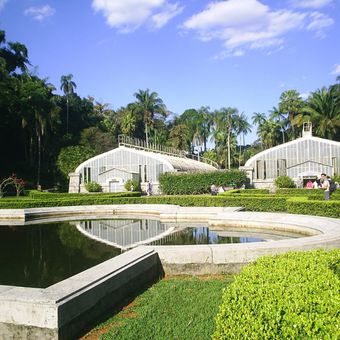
[0, 222, 120, 288]
[1, 218, 300, 288]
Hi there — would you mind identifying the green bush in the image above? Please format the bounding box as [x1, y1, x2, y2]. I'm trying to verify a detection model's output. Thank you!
[287, 197, 340, 218]
[159, 170, 247, 195]
[124, 179, 140, 192]
[85, 181, 102, 192]
[276, 188, 323, 197]
[0, 195, 286, 212]
[213, 249, 340, 340]
[220, 189, 270, 195]
[332, 174, 340, 183]
[27, 190, 140, 199]
[274, 175, 296, 188]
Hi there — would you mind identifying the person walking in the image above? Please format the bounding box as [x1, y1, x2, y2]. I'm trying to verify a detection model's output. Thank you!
[321, 173, 330, 200]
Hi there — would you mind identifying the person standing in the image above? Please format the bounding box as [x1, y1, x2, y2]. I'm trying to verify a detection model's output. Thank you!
[306, 180, 313, 189]
[321, 173, 330, 200]
[146, 181, 152, 196]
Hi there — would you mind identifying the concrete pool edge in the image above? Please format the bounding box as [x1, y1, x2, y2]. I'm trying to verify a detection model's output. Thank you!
[0, 205, 339, 339]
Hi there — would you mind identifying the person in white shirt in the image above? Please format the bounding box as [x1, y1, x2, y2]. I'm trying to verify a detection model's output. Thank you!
[321, 173, 330, 200]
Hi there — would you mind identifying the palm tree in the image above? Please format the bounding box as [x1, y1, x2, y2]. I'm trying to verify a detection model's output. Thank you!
[234, 113, 251, 166]
[278, 89, 304, 139]
[195, 106, 212, 152]
[259, 120, 281, 149]
[20, 74, 59, 187]
[211, 107, 238, 169]
[300, 86, 340, 140]
[252, 112, 267, 149]
[60, 74, 77, 134]
[269, 106, 288, 143]
[133, 89, 167, 147]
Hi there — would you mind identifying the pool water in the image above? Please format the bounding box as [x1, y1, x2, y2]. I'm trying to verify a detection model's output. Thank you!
[0, 222, 120, 288]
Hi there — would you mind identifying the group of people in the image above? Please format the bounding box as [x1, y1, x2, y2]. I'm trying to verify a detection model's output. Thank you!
[305, 173, 337, 200]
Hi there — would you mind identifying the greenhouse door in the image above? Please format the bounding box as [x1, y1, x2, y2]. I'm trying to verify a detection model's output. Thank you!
[109, 180, 120, 192]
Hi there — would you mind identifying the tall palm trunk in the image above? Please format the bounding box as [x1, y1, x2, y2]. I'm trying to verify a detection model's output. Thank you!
[145, 122, 149, 148]
[36, 124, 41, 189]
[66, 96, 69, 134]
[227, 131, 231, 170]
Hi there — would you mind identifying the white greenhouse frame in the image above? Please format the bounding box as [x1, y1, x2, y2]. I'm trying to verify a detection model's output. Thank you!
[240, 124, 340, 189]
[69, 140, 218, 193]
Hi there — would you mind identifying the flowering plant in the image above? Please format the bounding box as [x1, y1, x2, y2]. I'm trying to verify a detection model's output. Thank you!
[0, 174, 26, 197]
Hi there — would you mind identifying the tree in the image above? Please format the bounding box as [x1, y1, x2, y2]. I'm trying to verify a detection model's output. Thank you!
[57, 145, 96, 180]
[251, 112, 266, 149]
[234, 112, 251, 166]
[19, 74, 59, 187]
[132, 89, 167, 147]
[196, 106, 212, 152]
[60, 74, 77, 134]
[211, 107, 238, 169]
[269, 106, 287, 143]
[297, 86, 340, 141]
[278, 90, 304, 139]
[259, 119, 281, 149]
[169, 123, 191, 150]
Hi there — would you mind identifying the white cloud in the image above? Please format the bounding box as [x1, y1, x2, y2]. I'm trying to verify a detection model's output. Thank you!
[24, 5, 55, 21]
[152, 3, 183, 29]
[331, 64, 340, 75]
[92, 0, 182, 32]
[182, 0, 334, 57]
[214, 49, 245, 59]
[289, 0, 333, 9]
[0, 0, 8, 11]
[306, 11, 334, 37]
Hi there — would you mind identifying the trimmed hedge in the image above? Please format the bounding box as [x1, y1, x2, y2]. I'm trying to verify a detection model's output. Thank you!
[159, 170, 247, 195]
[219, 189, 270, 196]
[144, 195, 287, 211]
[0, 195, 287, 212]
[213, 249, 340, 340]
[287, 197, 340, 218]
[1, 192, 339, 217]
[276, 188, 325, 197]
[27, 190, 141, 199]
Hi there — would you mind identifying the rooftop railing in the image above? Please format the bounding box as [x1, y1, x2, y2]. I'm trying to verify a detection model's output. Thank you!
[118, 134, 219, 169]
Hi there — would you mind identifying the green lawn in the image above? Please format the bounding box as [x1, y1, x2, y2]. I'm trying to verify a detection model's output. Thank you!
[82, 276, 232, 340]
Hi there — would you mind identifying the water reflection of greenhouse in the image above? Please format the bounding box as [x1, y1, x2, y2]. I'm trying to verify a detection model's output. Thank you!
[77, 220, 258, 249]
[77, 219, 176, 249]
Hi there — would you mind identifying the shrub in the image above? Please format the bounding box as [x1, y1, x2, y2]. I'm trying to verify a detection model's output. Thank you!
[287, 197, 340, 218]
[333, 174, 340, 183]
[213, 249, 340, 340]
[85, 181, 102, 192]
[159, 170, 247, 195]
[57, 145, 96, 178]
[274, 175, 296, 188]
[220, 189, 270, 195]
[124, 179, 140, 192]
[276, 188, 324, 197]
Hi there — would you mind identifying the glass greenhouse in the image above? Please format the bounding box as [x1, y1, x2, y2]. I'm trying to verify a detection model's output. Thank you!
[69, 135, 218, 193]
[240, 124, 340, 189]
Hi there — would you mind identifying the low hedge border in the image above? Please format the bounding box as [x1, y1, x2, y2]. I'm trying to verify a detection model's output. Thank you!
[0, 195, 287, 212]
[287, 197, 340, 218]
[27, 190, 141, 199]
[276, 188, 340, 198]
[0, 192, 339, 218]
[213, 249, 340, 339]
[220, 189, 270, 195]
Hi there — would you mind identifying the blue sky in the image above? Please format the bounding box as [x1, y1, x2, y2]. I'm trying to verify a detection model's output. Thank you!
[0, 0, 339, 144]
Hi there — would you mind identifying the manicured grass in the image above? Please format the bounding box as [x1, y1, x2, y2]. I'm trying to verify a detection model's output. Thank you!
[81, 276, 232, 340]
